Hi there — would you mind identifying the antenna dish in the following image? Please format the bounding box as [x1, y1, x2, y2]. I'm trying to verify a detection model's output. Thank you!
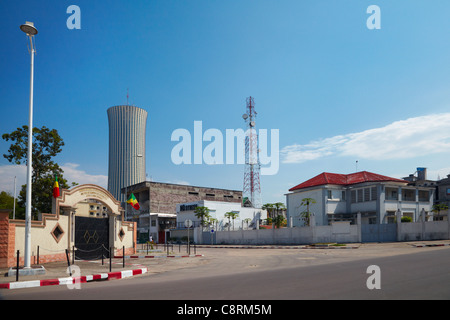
[250, 121, 255, 127]
[242, 114, 248, 120]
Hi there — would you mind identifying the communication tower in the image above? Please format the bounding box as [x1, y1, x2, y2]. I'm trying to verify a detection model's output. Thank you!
[242, 96, 262, 208]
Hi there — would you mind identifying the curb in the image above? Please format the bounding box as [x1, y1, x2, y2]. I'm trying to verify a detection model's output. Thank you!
[196, 245, 359, 249]
[0, 267, 147, 290]
[412, 243, 450, 248]
[115, 254, 203, 259]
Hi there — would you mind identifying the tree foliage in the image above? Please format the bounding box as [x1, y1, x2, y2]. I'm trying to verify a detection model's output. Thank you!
[2, 125, 73, 218]
[194, 206, 211, 227]
[262, 202, 286, 228]
[0, 191, 24, 219]
[299, 197, 316, 226]
[225, 211, 239, 230]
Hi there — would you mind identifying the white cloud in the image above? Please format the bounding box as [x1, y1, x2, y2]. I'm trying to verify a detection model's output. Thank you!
[281, 113, 450, 164]
[0, 163, 108, 193]
[165, 179, 190, 186]
[61, 163, 108, 188]
[0, 165, 26, 195]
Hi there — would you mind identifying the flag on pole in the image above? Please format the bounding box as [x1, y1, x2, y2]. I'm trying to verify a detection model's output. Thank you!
[53, 175, 60, 198]
[127, 193, 140, 210]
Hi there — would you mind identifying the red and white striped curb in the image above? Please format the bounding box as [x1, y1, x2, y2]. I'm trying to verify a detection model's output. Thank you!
[412, 243, 450, 248]
[0, 267, 147, 290]
[196, 245, 359, 249]
[115, 254, 203, 259]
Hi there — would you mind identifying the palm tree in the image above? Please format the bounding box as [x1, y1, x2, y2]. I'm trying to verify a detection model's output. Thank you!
[243, 218, 252, 230]
[272, 215, 286, 228]
[225, 211, 239, 230]
[299, 197, 316, 226]
[194, 206, 211, 228]
[209, 218, 218, 231]
[262, 203, 275, 219]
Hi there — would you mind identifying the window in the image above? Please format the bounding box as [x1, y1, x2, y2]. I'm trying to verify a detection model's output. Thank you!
[351, 190, 357, 203]
[371, 187, 377, 201]
[51, 224, 65, 243]
[402, 189, 415, 201]
[418, 190, 429, 202]
[386, 188, 398, 200]
[341, 191, 346, 201]
[327, 190, 332, 199]
[357, 189, 363, 202]
[188, 191, 199, 195]
[364, 188, 370, 202]
[118, 228, 125, 241]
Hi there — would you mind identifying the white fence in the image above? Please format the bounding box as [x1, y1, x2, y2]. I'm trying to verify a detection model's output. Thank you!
[193, 212, 450, 245]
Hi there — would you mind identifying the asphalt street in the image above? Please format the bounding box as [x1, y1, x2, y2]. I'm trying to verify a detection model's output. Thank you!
[1, 243, 450, 301]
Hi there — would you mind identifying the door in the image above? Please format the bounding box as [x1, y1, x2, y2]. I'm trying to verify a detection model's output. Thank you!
[75, 216, 110, 260]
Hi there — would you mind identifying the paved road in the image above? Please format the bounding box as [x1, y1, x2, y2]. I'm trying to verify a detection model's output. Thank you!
[2, 244, 450, 301]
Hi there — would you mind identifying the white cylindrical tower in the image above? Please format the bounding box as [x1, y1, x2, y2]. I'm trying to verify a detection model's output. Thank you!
[107, 105, 147, 204]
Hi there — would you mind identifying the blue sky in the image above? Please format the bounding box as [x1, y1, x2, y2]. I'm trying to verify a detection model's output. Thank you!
[1, 0, 450, 204]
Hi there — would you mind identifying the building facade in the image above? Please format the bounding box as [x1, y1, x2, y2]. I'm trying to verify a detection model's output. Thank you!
[123, 181, 243, 216]
[286, 171, 435, 227]
[175, 200, 267, 231]
[122, 181, 244, 241]
[107, 105, 148, 204]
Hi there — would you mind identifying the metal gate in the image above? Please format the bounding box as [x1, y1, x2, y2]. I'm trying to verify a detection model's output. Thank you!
[202, 230, 216, 245]
[75, 216, 110, 260]
[361, 224, 397, 242]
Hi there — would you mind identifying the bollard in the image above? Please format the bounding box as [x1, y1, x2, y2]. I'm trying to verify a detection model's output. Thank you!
[16, 250, 19, 282]
[123, 246, 125, 268]
[65, 249, 72, 276]
[109, 247, 112, 272]
[37, 246, 39, 265]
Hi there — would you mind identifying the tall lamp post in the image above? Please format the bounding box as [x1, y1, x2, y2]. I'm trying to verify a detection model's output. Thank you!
[20, 21, 38, 269]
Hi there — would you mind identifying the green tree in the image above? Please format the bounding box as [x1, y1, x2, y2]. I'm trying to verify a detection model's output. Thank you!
[194, 206, 211, 227]
[2, 125, 74, 219]
[262, 203, 275, 219]
[432, 203, 449, 217]
[299, 197, 316, 226]
[224, 211, 239, 230]
[263, 202, 286, 227]
[272, 215, 286, 228]
[0, 191, 24, 219]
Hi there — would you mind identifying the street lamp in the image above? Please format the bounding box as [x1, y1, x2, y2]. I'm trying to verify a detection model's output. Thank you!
[20, 21, 38, 269]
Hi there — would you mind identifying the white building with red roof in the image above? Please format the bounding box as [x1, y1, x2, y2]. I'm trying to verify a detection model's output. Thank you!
[286, 171, 435, 227]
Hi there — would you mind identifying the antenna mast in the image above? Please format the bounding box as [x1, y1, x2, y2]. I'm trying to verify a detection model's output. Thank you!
[242, 96, 262, 208]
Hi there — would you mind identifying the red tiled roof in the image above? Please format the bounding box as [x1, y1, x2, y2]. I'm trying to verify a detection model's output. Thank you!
[289, 171, 408, 192]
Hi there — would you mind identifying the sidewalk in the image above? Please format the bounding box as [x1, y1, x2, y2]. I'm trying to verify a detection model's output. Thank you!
[0, 252, 203, 290]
